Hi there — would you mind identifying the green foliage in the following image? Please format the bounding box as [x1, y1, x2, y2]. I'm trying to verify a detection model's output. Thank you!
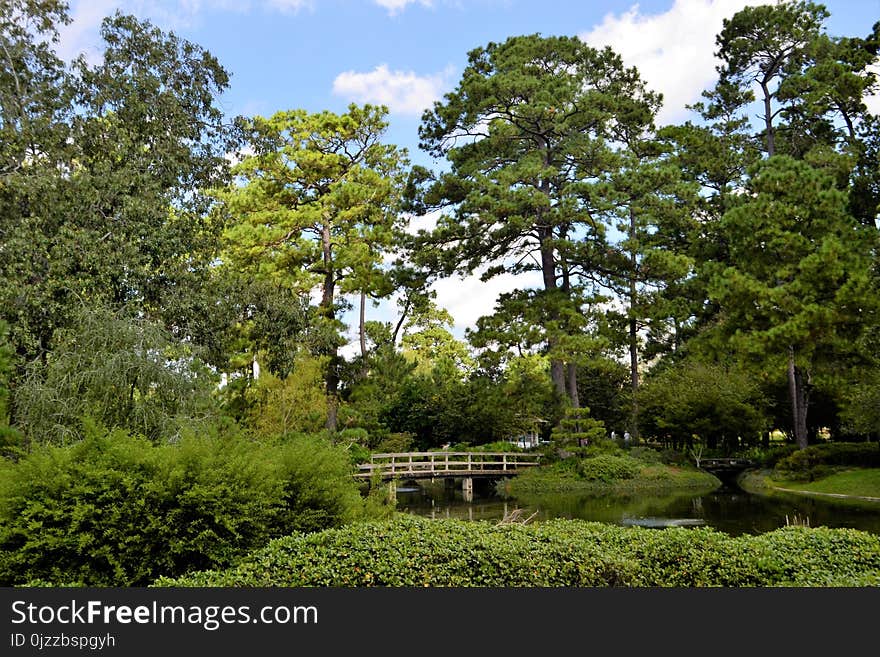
[244, 356, 329, 437]
[216, 104, 409, 430]
[839, 369, 880, 438]
[15, 306, 218, 445]
[0, 423, 370, 586]
[416, 34, 661, 405]
[628, 446, 663, 464]
[638, 359, 769, 450]
[156, 516, 880, 587]
[550, 406, 606, 447]
[745, 444, 801, 468]
[0, 322, 22, 455]
[575, 454, 640, 483]
[374, 432, 414, 453]
[506, 453, 717, 496]
[772, 442, 880, 481]
[574, 357, 631, 432]
[1, 8, 234, 374]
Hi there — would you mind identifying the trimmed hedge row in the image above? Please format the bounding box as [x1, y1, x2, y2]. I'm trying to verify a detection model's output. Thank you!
[155, 515, 880, 587]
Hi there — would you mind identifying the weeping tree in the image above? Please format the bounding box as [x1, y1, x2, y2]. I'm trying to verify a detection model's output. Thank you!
[15, 306, 218, 445]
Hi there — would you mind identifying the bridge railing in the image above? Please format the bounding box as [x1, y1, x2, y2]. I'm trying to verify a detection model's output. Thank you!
[354, 451, 542, 479]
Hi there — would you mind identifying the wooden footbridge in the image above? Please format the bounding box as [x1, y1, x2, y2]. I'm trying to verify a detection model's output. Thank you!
[355, 451, 542, 480]
[699, 457, 756, 483]
[355, 451, 542, 502]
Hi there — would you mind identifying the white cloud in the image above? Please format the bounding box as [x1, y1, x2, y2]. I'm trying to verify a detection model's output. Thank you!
[332, 64, 454, 116]
[57, 1, 254, 63]
[866, 61, 880, 117]
[580, 0, 764, 126]
[266, 0, 313, 13]
[374, 0, 433, 16]
[431, 268, 543, 337]
[56, 0, 122, 63]
[404, 209, 443, 235]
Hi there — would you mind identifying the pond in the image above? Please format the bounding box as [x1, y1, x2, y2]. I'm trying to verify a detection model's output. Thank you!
[392, 478, 880, 536]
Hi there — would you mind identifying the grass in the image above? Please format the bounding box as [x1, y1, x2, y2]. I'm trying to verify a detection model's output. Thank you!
[768, 468, 880, 499]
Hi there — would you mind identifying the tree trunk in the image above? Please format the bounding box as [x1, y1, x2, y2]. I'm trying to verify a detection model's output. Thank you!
[321, 218, 338, 432]
[359, 289, 367, 359]
[628, 209, 640, 441]
[788, 346, 809, 449]
[629, 315, 640, 441]
[560, 253, 579, 408]
[539, 222, 566, 398]
[761, 79, 775, 157]
[566, 363, 579, 409]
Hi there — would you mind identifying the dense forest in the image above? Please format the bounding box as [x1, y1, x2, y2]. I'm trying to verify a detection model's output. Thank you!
[1, 0, 878, 457]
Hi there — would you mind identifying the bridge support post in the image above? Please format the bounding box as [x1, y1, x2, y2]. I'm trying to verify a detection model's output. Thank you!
[386, 480, 396, 504]
[462, 477, 473, 502]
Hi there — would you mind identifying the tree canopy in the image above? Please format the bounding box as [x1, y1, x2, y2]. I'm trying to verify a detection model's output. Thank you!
[1, 1, 878, 456]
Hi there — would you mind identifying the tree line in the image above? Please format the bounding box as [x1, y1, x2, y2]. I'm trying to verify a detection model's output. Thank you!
[1, 0, 878, 456]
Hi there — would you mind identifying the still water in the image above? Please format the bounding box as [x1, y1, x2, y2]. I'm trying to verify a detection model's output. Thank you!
[393, 479, 880, 536]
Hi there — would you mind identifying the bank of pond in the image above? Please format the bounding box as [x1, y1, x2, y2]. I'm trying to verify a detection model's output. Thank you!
[392, 443, 880, 537]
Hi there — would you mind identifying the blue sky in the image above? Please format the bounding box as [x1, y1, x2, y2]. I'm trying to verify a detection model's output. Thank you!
[56, 0, 880, 350]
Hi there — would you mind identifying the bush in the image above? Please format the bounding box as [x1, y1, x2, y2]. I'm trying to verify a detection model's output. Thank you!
[155, 516, 880, 587]
[773, 442, 880, 481]
[374, 432, 414, 453]
[629, 446, 663, 464]
[0, 422, 370, 586]
[576, 454, 640, 483]
[745, 444, 799, 468]
[657, 449, 690, 466]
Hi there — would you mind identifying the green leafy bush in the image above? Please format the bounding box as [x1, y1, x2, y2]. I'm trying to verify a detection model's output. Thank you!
[773, 442, 880, 481]
[576, 454, 640, 482]
[0, 422, 369, 586]
[745, 444, 799, 468]
[375, 432, 414, 453]
[155, 516, 880, 587]
[629, 446, 663, 464]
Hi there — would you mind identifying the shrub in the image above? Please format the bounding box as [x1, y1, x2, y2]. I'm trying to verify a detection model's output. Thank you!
[375, 432, 414, 453]
[155, 516, 880, 588]
[773, 442, 880, 481]
[745, 444, 799, 468]
[657, 449, 690, 466]
[576, 454, 640, 483]
[629, 446, 663, 464]
[0, 422, 369, 586]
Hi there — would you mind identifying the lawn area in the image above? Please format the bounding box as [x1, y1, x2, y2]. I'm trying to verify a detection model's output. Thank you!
[769, 468, 880, 499]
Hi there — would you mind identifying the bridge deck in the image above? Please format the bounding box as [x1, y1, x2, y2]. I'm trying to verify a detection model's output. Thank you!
[700, 458, 755, 470]
[355, 451, 541, 481]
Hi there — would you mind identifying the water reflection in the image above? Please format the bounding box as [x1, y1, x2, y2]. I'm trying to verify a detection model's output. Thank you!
[394, 480, 880, 536]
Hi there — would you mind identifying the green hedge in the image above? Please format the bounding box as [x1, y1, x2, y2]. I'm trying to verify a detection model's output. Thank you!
[0, 423, 371, 586]
[155, 515, 880, 587]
